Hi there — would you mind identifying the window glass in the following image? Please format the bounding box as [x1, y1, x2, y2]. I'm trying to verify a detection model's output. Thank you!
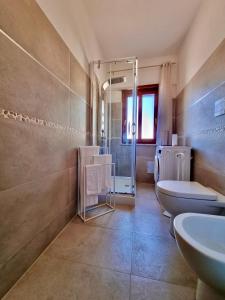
[141, 94, 155, 139]
[122, 85, 158, 144]
[126, 96, 133, 139]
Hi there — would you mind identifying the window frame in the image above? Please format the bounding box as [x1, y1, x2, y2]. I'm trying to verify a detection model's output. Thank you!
[122, 84, 159, 144]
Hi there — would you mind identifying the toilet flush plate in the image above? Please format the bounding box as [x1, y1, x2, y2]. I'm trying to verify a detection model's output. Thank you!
[214, 97, 225, 117]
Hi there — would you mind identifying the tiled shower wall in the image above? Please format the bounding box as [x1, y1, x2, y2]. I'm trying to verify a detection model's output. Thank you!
[0, 0, 91, 296]
[111, 101, 132, 177]
[136, 145, 155, 183]
[111, 102, 155, 183]
[175, 38, 225, 194]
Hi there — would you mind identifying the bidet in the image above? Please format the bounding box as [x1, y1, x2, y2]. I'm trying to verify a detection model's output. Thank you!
[174, 213, 225, 300]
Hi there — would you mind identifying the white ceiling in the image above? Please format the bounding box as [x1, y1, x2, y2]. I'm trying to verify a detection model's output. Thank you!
[83, 0, 202, 59]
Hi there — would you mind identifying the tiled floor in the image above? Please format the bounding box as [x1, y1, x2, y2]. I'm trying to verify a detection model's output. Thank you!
[3, 183, 197, 300]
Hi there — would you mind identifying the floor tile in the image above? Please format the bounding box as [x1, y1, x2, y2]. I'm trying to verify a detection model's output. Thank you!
[132, 211, 170, 237]
[75, 205, 134, 232]
[74, 200, 169, 238]
[3, 254, 130, 300]
[132, 232, 196, 287]
[45, 222, 132, 274]
[130, 275, 195, 300]
[135, 184, 162, 215]
[3, 183, 197, 299]
[75, 209, 169, 237]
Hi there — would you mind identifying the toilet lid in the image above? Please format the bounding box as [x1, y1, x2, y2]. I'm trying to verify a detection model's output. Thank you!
[157, 181, 217, 200]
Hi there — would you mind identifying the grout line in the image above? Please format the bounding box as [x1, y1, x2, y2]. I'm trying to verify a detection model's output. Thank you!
[2, 185, 196, 297]
[34, 245, 196, 291]
[75, 217, 170, 239]
[129, 273, 132, 300]
[71, 217, 133, 235]
[130, 273, 197, 289]
[2, 222, 132, 298]
[0, 200, 75, 269]
[0, 166, 77, 194]
[0, 29, 89, 107]
[1, 209, 76, 299]
[44, 252, 132, 276]
[130, 231, 134, 299]
[177, 79, 225, 116]
[3, 220, 195, 298]
[190, 79, 225, 108]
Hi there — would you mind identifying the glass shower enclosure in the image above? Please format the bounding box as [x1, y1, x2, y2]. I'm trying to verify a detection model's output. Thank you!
[91, 57, 138, 197]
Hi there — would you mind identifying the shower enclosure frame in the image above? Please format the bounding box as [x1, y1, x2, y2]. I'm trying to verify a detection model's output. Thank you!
[92, 56, 138, 196]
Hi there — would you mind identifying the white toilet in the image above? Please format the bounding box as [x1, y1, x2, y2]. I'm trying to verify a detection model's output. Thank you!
[156, 180, 225, 236]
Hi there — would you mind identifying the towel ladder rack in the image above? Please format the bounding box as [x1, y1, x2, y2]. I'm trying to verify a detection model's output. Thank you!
[78, 153, 116, 222]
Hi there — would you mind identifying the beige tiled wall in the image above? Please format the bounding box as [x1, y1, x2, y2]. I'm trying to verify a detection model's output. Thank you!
[0, 0, 91, 296]
[111, 102, 156, 183]
[136, 145, 156, 183]
[175, 38, 225, 195]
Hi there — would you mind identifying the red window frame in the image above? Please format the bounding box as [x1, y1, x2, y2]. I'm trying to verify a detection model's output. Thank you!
[122, 84, 158, 144]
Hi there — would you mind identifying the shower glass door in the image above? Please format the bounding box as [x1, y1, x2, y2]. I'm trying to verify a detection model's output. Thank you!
[92, 57, 138, 195]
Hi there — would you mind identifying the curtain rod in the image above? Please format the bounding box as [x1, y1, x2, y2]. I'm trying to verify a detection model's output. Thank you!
[108, 62, 176, 73]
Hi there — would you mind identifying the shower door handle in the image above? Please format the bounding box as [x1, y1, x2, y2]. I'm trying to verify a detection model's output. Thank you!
[132, 123, 136, 136]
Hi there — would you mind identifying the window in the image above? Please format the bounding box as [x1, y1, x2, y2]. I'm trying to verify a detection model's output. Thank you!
[122, 85, 158, 144]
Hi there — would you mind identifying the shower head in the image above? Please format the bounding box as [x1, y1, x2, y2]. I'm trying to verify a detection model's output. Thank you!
[102, 76, 126, 90]
[110, 76, 126, 85]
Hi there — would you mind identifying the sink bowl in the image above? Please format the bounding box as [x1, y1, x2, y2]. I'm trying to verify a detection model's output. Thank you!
[174, 213, 225, 300]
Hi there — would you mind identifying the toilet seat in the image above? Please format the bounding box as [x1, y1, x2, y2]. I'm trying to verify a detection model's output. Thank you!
[157, 181, 217, 201]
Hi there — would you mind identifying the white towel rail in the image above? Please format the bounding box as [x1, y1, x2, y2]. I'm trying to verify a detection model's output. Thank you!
[78, 149, 116, 222]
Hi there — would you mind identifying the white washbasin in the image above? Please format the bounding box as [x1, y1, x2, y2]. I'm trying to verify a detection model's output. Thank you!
[174, 213, 225, 300]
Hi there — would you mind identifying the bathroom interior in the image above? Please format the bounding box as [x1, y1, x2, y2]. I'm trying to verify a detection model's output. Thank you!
[0, 0, 225, 299]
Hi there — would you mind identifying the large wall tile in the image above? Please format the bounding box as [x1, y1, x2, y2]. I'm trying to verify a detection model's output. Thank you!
[136, 156, 154, 183]
[177, 38, 225, 112]
[136, 145, 156, 158]
[112, 103, 122, 120]
[0, 118, 70, 191]
[175, 38, 225, 193]
[111, 119, 121, 138]
[136, 145, 156, 183]
[68, 133, 89, 167]
[0, 1, 90, 296]
[110, 100, 156, 182]
[68, 166, 78, 205]
[0, 32, 70, 126]
[0, 203, 75, 298]
[0, 170, 70, 268]
[110, 140, 132, 177]
[70, 53, 90, 101]
[0, 0, 70, 84]
[2, 255, 130, 300]
[193, 162, 225, 195]
[70, 92, 91, 135]
[177, 81, 225, 173]
[175, 114, 185, 136]
[175, 90, 185, 116]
